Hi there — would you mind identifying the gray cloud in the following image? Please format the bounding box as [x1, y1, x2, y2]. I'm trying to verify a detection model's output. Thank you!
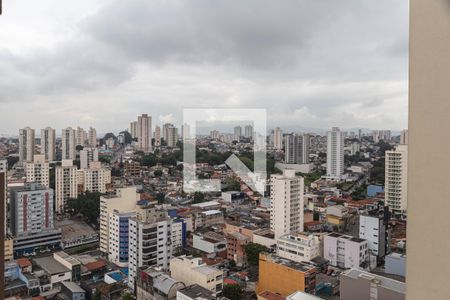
[0, 0, 408, 134]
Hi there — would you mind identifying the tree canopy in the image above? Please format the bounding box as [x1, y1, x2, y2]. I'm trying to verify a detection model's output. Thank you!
[243, 243, 268, 266]
[67, 192, 102, 226]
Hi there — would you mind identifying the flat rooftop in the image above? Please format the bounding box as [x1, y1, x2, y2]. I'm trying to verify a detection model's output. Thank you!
[178, 284, 214, 299]
[343, 268, 406, 294]
[34, 256, 71, 275]
[262, 253, 316, 273]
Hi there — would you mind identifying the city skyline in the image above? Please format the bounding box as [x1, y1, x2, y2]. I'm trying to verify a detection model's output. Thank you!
[0, 0, 408, 134]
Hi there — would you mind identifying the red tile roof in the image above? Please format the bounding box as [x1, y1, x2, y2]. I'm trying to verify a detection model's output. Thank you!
[258, 290, 286, 300]
[16, 257, 32, 268]
[84, 260, 106, 271]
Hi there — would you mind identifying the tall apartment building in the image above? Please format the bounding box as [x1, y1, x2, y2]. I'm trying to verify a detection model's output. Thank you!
[128, 204, 173, 289]
[400, 129, 408, 145]
[270, 169, 304, 240]
[323, 233, 368, 269]
[10, 183, 61, 256]
[41, 127, 56, 162]
[61, 127, 76, 160]
[326, 127, 344, 179]
[273, 127, 283, 150]
[170, 256, 224, 296]
[137, 114, 152, 153]
[10, 183, 54, 236]
[373, 130, 392, 143]
[99, 187, 138, 254]
[19, 127, 35, 162]
[181, 123, 190, 139]
[154, 125, 161, 146]
[385, 145, 408, 217]
[277, 232, 321, 263]
[25, 155, 50, 188]
[284, 133, 310, 164]
[80, 162, 111, 193]
[244, 125, 253, 139]
[76, 127, 87, 146]
[55, 160, 78, 213]
[80, 148, 99, 169]
[165, 124, 177, 147]
[129, 121, 138, 139]
[233, 126, 242, 142]
[88, 127, 97, 148]
[108, 210, 136, 267]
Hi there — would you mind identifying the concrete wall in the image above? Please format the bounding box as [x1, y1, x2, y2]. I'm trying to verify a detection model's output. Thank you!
[407, 0, 450, 299]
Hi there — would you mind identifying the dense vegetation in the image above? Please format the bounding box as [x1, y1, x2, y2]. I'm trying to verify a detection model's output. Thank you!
[243, 243, 268, 266]
[67, 192, 103, 226]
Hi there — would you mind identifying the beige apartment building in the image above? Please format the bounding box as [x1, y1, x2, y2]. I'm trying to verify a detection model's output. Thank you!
[170, 256, 223, 296]
[99, 186, 139, 254]
[25, 155, 50, 188]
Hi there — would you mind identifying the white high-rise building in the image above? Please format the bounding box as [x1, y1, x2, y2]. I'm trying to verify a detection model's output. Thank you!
[154, 125, 161, 146]
[61, 127, 76, 160]
[244, 125, 253, 139]
[270, 169, 305, 240]
[272, 127, 283, 150]
[400, 129, 409, 145]
[99, 187, 139, 254]
[284, 133, 310, 164]
[19, 127, 35, 162]
[88, 127, 97, 148]
[55, 160, 78, 214]
[128, 204, 173, 289]
[326, 127, 344, 179]
[76, 127, 87, 146]
[80, 148, 99, 169]
[233, 126, 242, 142]
[10, 183, 54, 236]
[385, 145, 408, 216]
[108, 210, 136, 267]
[41, 127, 56, 162]
[129, 121, 138, 139]
[137, 114, 152, 153]
[25, 155, 50, 188]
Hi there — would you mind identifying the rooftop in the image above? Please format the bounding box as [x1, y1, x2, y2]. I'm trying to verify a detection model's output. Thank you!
[178, 284, 214, 299]
[62, 281, 85, 293]
[261, 253, 316, 274]
[191, 200, 220, 208]
[342, 268, 406, 294]
[34, 256, 71, 275]
[259, 290, 286, 300]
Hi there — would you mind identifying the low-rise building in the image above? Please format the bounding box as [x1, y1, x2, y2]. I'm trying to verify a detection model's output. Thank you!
[177, 284, 215, 300]
[256, 253, 317, 297]
[277, 233, 321, 263]
[340, 268, 405, 300]
[226, 232, 250, 267]
[192, 232, 226, 254]
[34, 255, 72, 290]
[61, 281, 86, 300]
[136, 268, 185, 300]
[170, 256, 223, 296]
[323, 233, 368, 269]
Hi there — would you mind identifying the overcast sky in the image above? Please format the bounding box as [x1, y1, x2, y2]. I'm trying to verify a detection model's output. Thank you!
[0, 0, 408, 135]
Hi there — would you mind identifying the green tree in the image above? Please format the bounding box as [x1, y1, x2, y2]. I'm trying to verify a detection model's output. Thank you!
[244, 243, 268, 266]
[67, 192, 102, 225]
[154, 170, 163, 177]
[192, 192, 205, 204]
[156, 192, 165, 204]
[122, 293, 133, 300]
[223, 284, 242, 300]
[93, 290, 101, 300]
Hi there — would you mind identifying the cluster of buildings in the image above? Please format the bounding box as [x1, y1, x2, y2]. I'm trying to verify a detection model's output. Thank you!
[1, 119, 410, 300]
